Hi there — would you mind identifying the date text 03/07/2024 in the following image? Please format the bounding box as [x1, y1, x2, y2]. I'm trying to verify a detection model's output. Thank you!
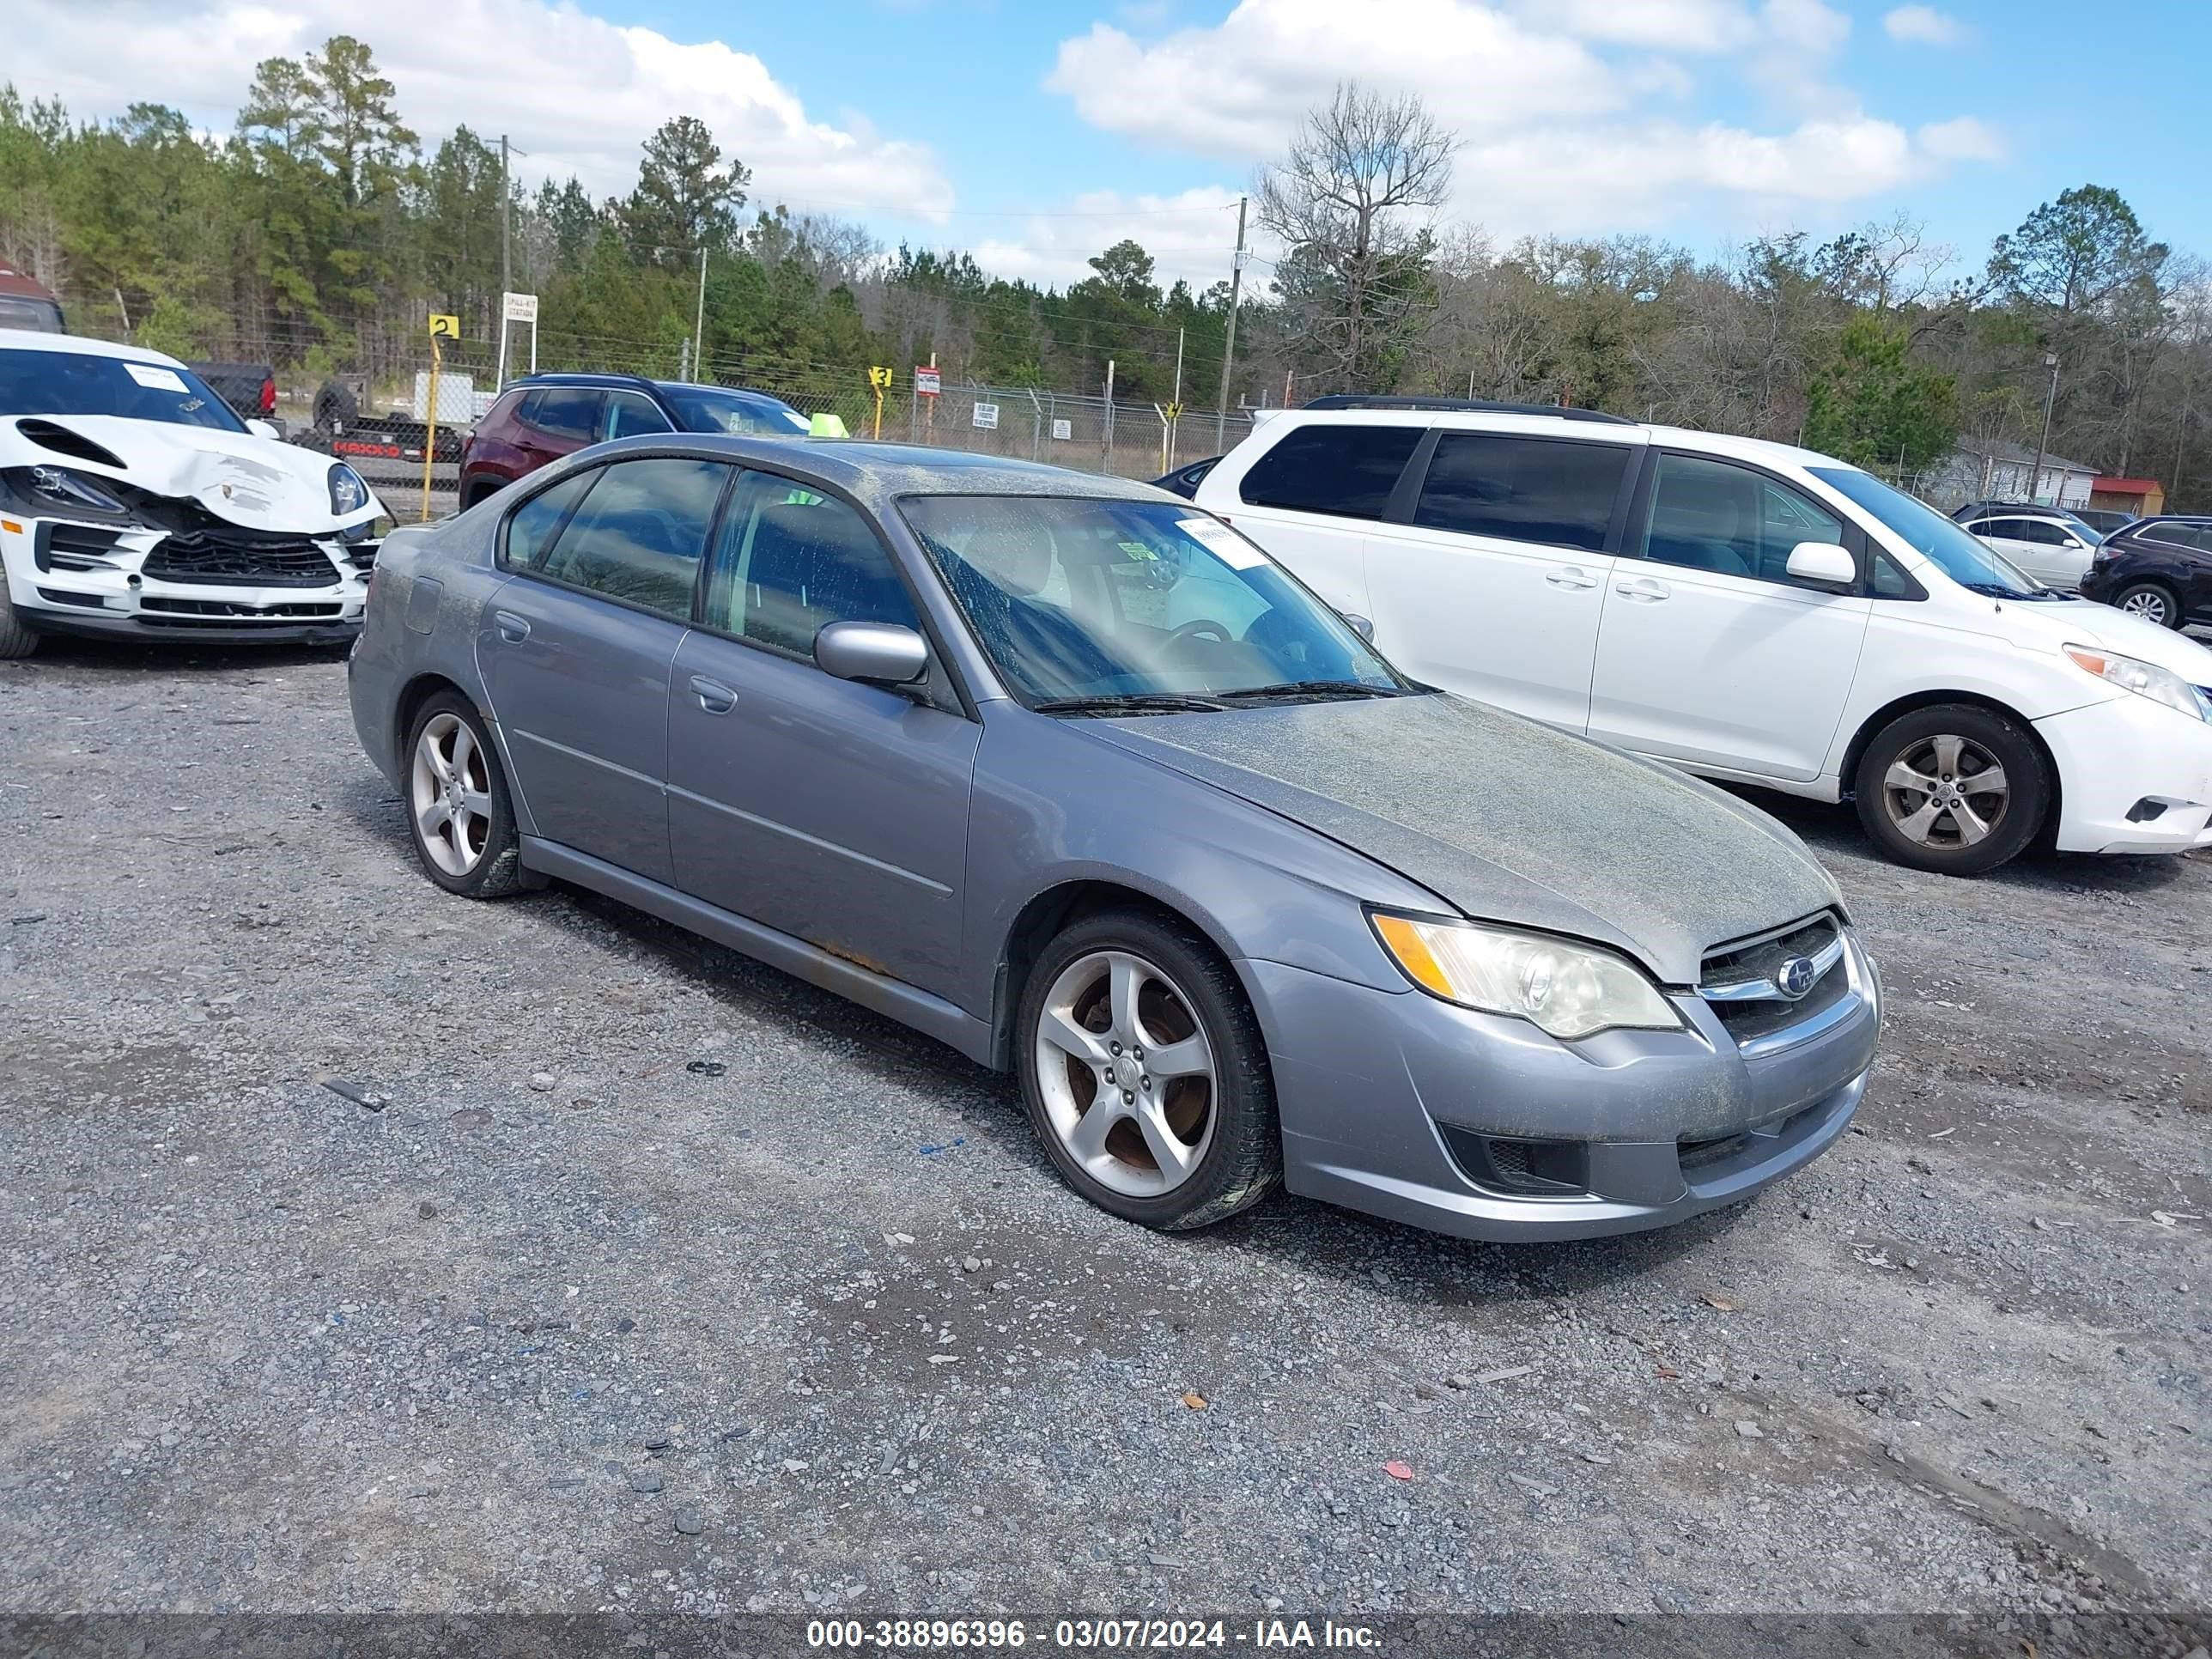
[804, 1618, 1384, 1650]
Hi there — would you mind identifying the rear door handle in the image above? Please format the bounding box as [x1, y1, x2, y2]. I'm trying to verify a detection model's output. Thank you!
[492, 609, 532, 642]
[1545, 566, 1600, 590]
[689, 675, 738, 714]
[1614, 578, 1671, 603]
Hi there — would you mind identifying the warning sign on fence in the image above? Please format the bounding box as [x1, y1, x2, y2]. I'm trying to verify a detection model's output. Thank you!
[972, 401, 1000, 430]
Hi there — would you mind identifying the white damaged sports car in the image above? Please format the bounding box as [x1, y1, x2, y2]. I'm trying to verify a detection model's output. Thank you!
[0, 328, 386, 657]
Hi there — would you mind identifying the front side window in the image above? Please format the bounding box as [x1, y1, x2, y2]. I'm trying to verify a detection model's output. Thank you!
[603, 391, 674, 441]
[1238, 423, 1423, 521]
[0, 347, 245, 432]
[1412, 434, 1631, 551]
[1638, 453, 1846, 586]
[703, 472, 919, 654]
[523, 387, 602, 441]
[538, 457, 728, 618]
[1811, 466, 2047, 598]
[903, 495, 1408, 708]
[501, 467, 599, 567]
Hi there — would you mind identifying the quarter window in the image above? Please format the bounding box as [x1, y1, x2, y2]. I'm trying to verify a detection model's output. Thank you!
[1412, 434, 1630, 551]
[1238, 424, 1423, 521]
[501, 468, 599, 569]
[1637, 453, 1848, 586]
[537, 457, 728, 618]
[703, 471, 919, 655]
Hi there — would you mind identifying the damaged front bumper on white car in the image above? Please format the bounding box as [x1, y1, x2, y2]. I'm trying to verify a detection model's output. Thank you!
[0, 415, 386, 646]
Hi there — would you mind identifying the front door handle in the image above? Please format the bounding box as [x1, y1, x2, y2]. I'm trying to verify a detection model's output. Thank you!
[492, 609, 532, 642]
[1614, 578, 1671, 603]
[1545, 566, 1600, 590]
[689, 674, 738, 715]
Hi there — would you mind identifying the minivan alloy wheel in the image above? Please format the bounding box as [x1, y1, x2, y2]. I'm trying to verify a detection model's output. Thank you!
[1881, 732, 2010, 849]
[1034, 949, 1218, 1198]
[410, 711, 493, 876]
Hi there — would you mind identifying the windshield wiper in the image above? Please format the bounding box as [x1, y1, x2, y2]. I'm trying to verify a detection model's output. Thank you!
[1030, 692, 1232, 716]
[1215, 679, 1408, 704]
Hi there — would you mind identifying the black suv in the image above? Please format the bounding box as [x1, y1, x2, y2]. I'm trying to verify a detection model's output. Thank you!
[2078, 516, 2212, 629]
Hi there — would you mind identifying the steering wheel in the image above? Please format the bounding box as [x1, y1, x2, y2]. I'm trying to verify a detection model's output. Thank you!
[1165, 618, 1233, 648]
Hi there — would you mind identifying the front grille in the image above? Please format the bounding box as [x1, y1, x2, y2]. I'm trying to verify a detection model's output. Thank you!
[1699, 912, 1852, 1051]
[137, 597, 344, 622]
[143, 531, 343, 588]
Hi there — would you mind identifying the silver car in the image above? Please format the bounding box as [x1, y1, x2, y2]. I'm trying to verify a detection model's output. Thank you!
[347, 437, 1881, 1241]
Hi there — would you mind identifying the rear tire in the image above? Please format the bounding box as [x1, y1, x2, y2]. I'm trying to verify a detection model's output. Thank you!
[1016, 909, 1279, 1231]
[404, 692, 526, 897]
[2111, 580, 2182, 629]
[0, 580, 40, 659]
[1853, 704, 2047, 876]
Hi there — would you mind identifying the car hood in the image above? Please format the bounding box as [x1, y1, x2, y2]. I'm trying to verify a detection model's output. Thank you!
[0, 413, 381, 534]
[1993, 592, 2212, 685]
[1086, 693, 1842, 986]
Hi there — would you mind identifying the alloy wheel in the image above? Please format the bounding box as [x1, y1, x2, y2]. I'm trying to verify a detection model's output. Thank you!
[410, 711, 493, 876]
[1881, 732, 2011, 850]
[1033, 949, 1218, 1198]
[2119, 588, 2172, 625]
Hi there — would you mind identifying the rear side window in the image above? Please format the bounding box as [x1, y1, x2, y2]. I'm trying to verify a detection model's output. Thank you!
[502, 468, 599, 568]
[1412, 434, 1630, 551]
[521, 386, 601, 441]
[538, 457, 729, 618]
[2143, 522, 2212, 552]
[1239, 423, 1422, 520]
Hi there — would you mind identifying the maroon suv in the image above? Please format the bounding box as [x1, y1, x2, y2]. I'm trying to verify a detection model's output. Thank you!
[458, 373, 810, 508]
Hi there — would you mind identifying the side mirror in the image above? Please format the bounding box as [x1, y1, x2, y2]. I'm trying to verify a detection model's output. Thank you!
[246, 418, 279, 441]
[815, 619, 928, 686]
[1341, 612, 1376, 642]
[1784, 541, 1856, 588]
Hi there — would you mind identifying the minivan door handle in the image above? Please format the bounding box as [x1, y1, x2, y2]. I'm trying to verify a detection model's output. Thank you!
[689, 675, 738, 715]
[492, 609, 532, 643]
[1614, 578, 1671, 603]
[1544, 566, 1600, 590]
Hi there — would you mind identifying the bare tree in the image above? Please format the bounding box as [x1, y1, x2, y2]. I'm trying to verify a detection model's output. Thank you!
[1256, 82, 1455, 392]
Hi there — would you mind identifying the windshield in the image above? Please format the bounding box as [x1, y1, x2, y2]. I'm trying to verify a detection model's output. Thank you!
[663, 386, 810, 436]
[0, 347, 246, 432]
[1812, 467, 2045, 598]
[902, 495, 1410, 708]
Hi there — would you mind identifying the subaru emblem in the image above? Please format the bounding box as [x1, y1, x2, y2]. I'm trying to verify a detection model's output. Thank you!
[1776, 956, 1818, 1000]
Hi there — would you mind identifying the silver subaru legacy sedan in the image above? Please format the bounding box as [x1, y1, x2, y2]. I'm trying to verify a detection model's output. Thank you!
[347, 436, 1881, 1242]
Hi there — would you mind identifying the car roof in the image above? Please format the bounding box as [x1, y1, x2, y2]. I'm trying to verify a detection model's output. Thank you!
[586, 434, 1172, 509]
[1268, 402, 1850, 472]
[509, 371, 792, 406]
[0, 326, 185, 368]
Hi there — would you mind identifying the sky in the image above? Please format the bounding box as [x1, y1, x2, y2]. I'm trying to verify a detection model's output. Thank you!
[14, 0, 2211, 293]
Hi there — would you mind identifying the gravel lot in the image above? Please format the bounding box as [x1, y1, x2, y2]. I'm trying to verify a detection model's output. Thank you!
[1, 640, 2206, 1646]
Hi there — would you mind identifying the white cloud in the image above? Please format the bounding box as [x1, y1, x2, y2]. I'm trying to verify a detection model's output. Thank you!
[967, 188, 1252, 291]
[1884, 4, 1967, 46]
[1048, 0, 1993, 235]
[9, 0, 955, 218]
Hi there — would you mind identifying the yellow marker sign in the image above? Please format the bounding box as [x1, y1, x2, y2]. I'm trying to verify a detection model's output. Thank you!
[867, 366, 893, 389]
[428, 314, 460, 339]
[1164, 401, 1182, 421]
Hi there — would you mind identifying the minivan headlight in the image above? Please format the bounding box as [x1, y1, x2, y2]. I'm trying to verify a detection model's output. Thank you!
[2063, 645, 2209, 722]
[1370, 913, 1681, 1039]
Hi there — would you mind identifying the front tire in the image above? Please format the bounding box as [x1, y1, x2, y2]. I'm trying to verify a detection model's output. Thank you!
[2111, 580, 2182, 629]
[1016, 910, 1280, 1231]
[404, 692, 526, 897]
[0, 577, 40, 659]
[1853, 704, 2048, 876]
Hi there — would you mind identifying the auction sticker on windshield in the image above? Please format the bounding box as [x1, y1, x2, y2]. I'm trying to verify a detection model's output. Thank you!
[1177, 516, 1267, 569]
[123, 363, 189, 393]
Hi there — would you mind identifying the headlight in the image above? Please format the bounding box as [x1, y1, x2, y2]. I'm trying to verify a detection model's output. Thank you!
[1370, 912, 1681, 1040]
[2, 465, 136, 518]
[328, 463, 370, 515]
[2063, 644, 2209, 722]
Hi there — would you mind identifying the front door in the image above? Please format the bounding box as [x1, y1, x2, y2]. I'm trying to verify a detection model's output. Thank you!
[1361, 430, 1638, 731]
[475, 456, 729, 884]
[665, 469, 979, 1000]
[1587, 451, 1871, 783]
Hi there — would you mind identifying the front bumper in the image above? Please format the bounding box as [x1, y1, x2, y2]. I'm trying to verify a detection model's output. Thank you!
[2, 515, 370, 645]
[2036, 692, 2212, 854]
[1242, 931, 1881, 1243]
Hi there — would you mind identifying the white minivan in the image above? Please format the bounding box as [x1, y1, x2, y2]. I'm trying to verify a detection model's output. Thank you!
[1192, 398, 2212, 875]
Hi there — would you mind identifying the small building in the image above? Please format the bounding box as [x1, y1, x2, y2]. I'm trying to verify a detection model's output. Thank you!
[2089, 476, 2165, 516]
[1928, 438, 2098, 512]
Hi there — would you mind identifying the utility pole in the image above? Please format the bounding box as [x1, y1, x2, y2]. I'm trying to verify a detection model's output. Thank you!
[2029, 352, 2059, 504]
[1169, 326, 1184, 471]
[1214, 195, 1246, 449]
[693, 246, 709, 383]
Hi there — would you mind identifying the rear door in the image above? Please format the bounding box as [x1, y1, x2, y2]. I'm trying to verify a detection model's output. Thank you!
[1587, 451, 1871, 782]
[1215, 422, 1424, 621]
[1361, 430, 1637, 731]
[475, 456, 730, 884]
[665, 470, 979, 1000]
[514, 386, 604, 473]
